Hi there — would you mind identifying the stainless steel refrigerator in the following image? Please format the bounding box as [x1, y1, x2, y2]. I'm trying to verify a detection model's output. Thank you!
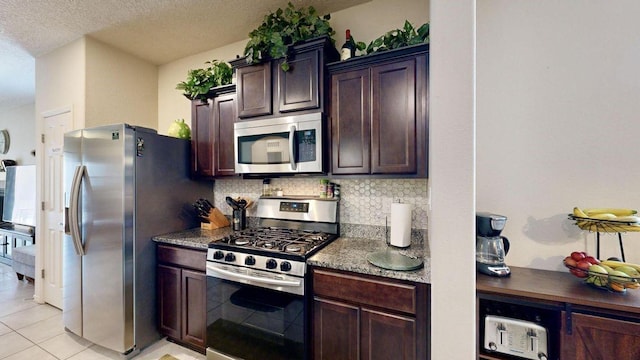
[63, 123, 210, 356]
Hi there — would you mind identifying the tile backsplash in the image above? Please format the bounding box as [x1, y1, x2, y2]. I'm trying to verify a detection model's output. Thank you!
[213, 178, 429, 231]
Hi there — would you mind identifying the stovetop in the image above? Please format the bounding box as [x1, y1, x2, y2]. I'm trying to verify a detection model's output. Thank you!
[211, 227, 337, 260]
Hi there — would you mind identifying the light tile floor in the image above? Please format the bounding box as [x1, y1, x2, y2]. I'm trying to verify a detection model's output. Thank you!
[0, 263, 205, 360]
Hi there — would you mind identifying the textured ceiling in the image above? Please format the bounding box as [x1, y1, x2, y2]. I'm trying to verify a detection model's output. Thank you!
[0, 0, 369, 112]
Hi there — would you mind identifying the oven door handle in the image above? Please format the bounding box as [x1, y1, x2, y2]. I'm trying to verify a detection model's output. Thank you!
[207, 264, 301, 287]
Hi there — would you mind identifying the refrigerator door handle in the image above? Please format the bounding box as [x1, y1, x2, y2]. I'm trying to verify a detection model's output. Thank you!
[69, 165, 86, 256]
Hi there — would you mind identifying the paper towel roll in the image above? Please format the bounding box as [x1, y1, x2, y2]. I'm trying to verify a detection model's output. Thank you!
[390, 203, 412, 248]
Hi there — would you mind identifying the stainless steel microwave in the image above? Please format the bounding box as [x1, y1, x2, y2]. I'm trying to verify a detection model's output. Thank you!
[234, 112, 324, 175]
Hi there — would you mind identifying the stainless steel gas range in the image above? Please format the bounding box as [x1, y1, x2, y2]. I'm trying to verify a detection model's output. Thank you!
[205, 196, 339, 360]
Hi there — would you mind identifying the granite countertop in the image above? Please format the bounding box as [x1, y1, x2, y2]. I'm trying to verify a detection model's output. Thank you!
[152, 226, 234, 249]
[153, 227, 431, 284]
[307, 237, 430, 284]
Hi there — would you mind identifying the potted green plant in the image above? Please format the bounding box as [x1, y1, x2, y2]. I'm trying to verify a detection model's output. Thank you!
[176, 60, 233, 101]
[365, 21, 429, 55]
[243, 2, 335, 71]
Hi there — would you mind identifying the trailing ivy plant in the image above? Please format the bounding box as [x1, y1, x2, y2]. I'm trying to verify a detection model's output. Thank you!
[176, 60, 233, 101]
[244, 2, 335, 71]
[366, 21, 429, 55]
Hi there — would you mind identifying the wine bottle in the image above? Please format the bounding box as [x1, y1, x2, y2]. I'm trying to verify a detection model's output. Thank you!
[340, 29, 356, 61]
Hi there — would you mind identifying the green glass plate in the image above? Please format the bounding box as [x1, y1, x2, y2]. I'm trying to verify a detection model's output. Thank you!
[366, 250, 424, 271]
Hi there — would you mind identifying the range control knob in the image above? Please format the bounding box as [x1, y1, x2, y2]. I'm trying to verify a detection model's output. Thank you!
[280, 261, 292, 272]
[224, 253, 236, 262]
[213, 251, 224, 260]
[266, 259, 278, 269]
[245, 256, 256, 266]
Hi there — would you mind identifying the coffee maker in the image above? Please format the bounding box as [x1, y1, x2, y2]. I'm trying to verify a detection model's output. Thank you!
[476, 212, 511, 277]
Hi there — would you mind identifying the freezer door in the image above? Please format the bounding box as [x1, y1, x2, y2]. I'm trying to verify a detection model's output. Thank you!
[80, 124, 134, 353]
[62, 129, 83, 336]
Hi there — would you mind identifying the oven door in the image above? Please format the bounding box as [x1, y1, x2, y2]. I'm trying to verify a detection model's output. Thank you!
[234, 112, 323, 175]
[206, 267, 306, 360]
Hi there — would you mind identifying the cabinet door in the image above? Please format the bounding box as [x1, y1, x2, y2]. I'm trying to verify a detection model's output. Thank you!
[277, 49, 319, 113]
[181, 269, 207, 350]
[190, 99, 214, 178]
[157, 264, 181, 339]
[331, 68, 371, 174]
[371, 59, 417, 174]
[237, 62, 272, 118]
[562, 311, 640, 360]
[313, 297, 359, 360]
[361, 308, 416, 360]
[212, 93, 237, 176]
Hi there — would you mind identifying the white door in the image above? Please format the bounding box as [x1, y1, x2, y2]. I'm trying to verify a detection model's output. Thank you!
[41, 108, 72, 309]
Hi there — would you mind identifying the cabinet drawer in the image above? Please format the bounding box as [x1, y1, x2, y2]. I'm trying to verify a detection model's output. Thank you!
[157, 244, 206, 272]
[313, 268, 417, 315]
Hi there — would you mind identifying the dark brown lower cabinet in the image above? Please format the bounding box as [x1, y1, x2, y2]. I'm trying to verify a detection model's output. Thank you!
[561, 311, 640, 360]
[312, 267, 429, 360]
[157, 244, 207, 353]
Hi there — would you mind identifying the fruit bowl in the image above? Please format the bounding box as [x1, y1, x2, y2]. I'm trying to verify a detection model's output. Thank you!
[563, 258, 640, 293]
[568, 214, 640, 233]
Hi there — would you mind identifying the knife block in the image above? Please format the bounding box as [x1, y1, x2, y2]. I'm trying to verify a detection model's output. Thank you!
[201, 208, 230, 229]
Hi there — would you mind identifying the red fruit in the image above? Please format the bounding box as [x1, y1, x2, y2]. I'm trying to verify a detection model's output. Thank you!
[571, 251, 586, 261]
[576, 260, 591, 270]
[570, 268, 587, 278]
[564, 256, 577, 267]
[584, 256, 600, 265]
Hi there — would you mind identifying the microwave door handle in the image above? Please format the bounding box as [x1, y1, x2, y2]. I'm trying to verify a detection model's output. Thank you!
[289, 125, 297, 171]
[69, 165, 86, 256]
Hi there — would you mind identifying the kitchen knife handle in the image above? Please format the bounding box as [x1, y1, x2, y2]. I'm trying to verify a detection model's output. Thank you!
[69, 165, 86, 256]
[289, 125, 297, 171]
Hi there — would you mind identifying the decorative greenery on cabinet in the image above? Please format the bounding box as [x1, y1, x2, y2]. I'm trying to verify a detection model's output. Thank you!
[176, 60, 233, 101]
[243, 2, 335, 71]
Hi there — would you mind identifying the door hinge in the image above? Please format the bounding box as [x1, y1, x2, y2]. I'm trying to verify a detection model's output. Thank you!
[41, 201, 45, 211]
[41, 269, 45, 279]
[41, 134, 45, 143]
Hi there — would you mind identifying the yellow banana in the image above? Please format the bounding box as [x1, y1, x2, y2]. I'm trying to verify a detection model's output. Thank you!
[600, 260, 640, 273]
[608, 215, 640, 223]
[584, 208, 638, 217]
[573, 207, 589, 218]
[589, 213, 617, 220]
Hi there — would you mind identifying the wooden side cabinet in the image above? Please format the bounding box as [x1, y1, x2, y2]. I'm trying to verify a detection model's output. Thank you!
[190, 84, 238, 178]
[312, 267, 429, 360]
[561, 311, 640, 360]
[157, 244, 207, 353]
[329, 44, 428, 177]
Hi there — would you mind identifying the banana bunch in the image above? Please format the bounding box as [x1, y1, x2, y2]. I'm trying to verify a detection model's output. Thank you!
[589, 260, 640, 292]
[572, 207, 640, 232]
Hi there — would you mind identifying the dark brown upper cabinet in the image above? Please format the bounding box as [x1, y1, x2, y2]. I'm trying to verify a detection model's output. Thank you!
[231, 36, 338, 121]
[190, 84, 239, 179]
[328, 44, 429, 177]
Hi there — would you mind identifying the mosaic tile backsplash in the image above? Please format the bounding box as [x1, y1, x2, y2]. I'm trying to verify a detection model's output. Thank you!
[213, 178, 429, 231]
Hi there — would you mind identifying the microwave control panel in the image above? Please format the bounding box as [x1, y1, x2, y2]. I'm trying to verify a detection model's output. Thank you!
[297, 130, 316, 162]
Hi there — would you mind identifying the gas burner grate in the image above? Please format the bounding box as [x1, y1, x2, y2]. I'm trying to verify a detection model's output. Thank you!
[220, 227, 335, 256]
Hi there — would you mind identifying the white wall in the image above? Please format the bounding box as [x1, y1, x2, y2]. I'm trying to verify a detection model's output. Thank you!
[157, 40, 245, 134]
[85, 37, 158, 129]
[157, 0, 430, 135]
[36, 38, 86, 130]
[429, 0, 476, 358]
[0, 103, 36, 168]
[477, 0, 640, 270]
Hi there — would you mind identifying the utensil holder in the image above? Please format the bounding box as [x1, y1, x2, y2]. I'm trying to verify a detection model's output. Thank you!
[201, 208, 230, 229]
